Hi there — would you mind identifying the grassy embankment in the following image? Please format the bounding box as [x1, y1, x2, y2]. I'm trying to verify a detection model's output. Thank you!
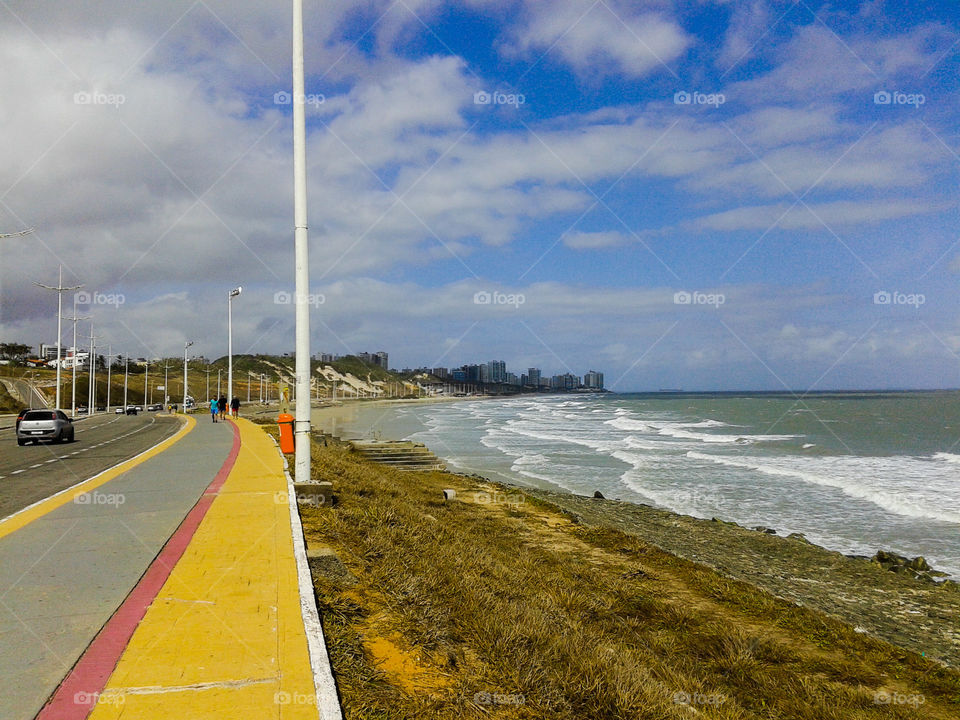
[0, 381, 23, 413]
[288, 435, 960, 719]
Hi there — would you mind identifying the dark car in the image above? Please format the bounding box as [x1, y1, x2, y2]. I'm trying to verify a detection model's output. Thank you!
[15, 408, 29, 431]
[16, 409, 75, 445]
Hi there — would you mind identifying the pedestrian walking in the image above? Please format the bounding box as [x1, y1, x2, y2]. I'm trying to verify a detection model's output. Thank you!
[209, 397, 218, 423]
[230, 397, 240, 418]
[217, 395, 227, 420]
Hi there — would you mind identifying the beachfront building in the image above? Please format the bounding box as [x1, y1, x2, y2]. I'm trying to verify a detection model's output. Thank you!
[431, 367, 450, 379]
[584, 370, 604, 389]
[487, 360, 506, 384]
[527, 368, 541, 388]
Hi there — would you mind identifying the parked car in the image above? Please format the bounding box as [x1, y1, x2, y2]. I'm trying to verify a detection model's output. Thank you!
[16, 410, 75, 445]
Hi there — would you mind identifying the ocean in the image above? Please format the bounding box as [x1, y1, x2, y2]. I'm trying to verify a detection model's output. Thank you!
[322, 392, 960, 578]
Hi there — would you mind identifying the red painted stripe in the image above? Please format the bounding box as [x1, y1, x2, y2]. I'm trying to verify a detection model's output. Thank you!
[37, 421, 242, 719]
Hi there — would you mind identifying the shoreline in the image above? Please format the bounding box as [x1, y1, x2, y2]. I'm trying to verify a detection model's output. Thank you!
[293, 432, 960, 717]
[300, 399, 960, 669]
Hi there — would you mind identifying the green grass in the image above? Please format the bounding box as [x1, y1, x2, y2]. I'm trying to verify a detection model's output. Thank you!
[293, 439, 960, 720]
[0, 381, 24, 413]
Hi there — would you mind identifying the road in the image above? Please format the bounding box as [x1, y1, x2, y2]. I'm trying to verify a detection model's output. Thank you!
[0, 412, 180, 519]
[0, 377, 48, 410]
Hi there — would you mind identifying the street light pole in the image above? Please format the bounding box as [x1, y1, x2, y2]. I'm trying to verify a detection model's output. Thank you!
[35, 266, 82, 409]
[183, 341, 194, 411]
[62, 298, 89, 416]
[105, 345, 113, 412]
[123, 354, 129, 410]
[228, 287, 242, 404]
[87, 323, 100, 413]
[292, 0, 312, 484]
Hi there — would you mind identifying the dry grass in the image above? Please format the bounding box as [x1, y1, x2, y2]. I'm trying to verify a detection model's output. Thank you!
[296, 440, 960, 720]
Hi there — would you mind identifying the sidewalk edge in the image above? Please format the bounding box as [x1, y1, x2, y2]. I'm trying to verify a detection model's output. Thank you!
[273, 433, 344, 720]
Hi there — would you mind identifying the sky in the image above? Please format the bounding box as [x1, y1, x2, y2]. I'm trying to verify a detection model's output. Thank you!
[1, 0, 959, 391]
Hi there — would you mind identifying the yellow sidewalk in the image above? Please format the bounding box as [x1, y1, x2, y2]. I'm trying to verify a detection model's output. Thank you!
[89, 419, 324, 719]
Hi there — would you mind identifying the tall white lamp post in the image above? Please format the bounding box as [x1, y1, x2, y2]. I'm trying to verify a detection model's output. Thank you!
[35, 266, 82, 409]
[292, 0, 312, 483]
[183, 341, 194, 411]
[228, 287, 242, 403]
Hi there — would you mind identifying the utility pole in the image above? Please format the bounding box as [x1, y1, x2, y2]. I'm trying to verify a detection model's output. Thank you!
[183, 341, 194, 411]
[218, 368, 222, 398]
[247, 371, 252, 403]
[203, 366, 212, 403]
[35, 266, 82, 409]
[61, 298, 89, 416]
[163, 364, 170, 409]
[123, 354, 129, 410]
[87, 324, 100, 413]
[105, 345, 114, 412]
[144, 359, 150, 405]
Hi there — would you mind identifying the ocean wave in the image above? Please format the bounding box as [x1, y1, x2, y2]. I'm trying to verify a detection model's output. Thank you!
[933, 452, 960, 464]
[687, 451, 960, 525]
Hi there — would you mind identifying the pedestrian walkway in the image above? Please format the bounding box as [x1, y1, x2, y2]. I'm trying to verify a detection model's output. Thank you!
[0, 415, 232, 720]
[38, 417, 340, 719]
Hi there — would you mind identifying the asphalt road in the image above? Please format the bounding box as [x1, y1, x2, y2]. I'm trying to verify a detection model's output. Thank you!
[0, 412, 180, 519]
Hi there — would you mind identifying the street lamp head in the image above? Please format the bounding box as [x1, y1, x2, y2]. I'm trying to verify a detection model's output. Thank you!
[185, 340, 194, 349]
[229, 287, 242, 298]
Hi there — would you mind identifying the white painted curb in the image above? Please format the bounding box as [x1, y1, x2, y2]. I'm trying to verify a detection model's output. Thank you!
[273, 436, 343, 720]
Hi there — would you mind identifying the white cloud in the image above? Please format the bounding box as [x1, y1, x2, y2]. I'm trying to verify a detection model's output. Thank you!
[563, 230, 629, 249]
[504, 0, 690, 78]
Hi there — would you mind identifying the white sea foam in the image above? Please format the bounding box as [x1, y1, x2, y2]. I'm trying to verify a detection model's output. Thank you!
[687, 451, 960, 525]
[933, 452, 960, 464]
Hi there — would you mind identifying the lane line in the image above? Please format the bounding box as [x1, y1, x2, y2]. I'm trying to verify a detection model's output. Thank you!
[0, 417, 193, 541]
[36, 421, 242, 720]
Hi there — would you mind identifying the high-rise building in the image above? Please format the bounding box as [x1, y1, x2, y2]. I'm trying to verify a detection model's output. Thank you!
[584, 370, 604, 389]
[375, 351, 389, 370]
[527, 368, 540, 387]
[487, 360, 506, 383]
[431, 367, 449, 379]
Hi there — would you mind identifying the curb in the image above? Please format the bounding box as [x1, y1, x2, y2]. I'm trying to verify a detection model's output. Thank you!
[272, 433, 344, 720]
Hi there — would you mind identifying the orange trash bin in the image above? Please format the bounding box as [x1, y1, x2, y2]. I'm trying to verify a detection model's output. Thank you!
[277, 413, 295, 454]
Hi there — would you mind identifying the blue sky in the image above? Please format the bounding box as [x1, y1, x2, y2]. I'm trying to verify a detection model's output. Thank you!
[1, 0, 959, 390]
